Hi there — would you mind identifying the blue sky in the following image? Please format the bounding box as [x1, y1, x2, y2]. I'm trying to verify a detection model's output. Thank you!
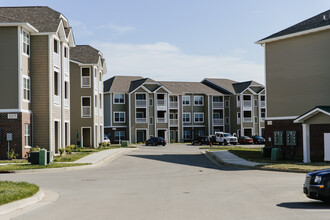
[2, 0, 330, 83]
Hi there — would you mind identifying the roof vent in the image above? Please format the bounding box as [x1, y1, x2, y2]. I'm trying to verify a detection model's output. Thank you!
[323, 15, 327, 21]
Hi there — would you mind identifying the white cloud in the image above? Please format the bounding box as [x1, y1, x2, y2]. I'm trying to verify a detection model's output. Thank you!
[97, 24, 136, 35]
[92, 41, 264, 84]
[70, 19, 94, 37]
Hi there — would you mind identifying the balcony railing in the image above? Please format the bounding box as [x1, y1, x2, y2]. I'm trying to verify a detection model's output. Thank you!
[82, 106, 91, 117]
[64, 99, 69, 108]
[237, 118, 241, 124]
[261, 117, 265, 122]
[54, 95, 60, 105]
[170, 119, 178, 126]
[243, 117, 252, 123]
[213, 118, 224, 126]
[157, 118, 167, 123]
[136, 100, 147, 108]
[54, 52, 60, 68]
[136, 118, 147, 123]
[213, 102, 224, 109]
[243, 100, 252, 108]
[169, 101, 178, 109]
[82, 76, 90, 87]
[63, 57, 69, 75]
[260, 101, 266, 108]
[157, 99, 167, 110]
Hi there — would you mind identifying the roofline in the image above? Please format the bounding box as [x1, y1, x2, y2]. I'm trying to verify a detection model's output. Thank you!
[129, 85, 151, 94]
[294, 108, 330, 123]
[153, 85, 172, 94]
[69, 59, 98, 66]
[256, 25, 330, 44]
[0, 22, 38, 33]
[202, 79, 233, 95]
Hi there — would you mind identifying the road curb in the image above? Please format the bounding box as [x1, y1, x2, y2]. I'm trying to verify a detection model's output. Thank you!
[0, 189, 44, 216]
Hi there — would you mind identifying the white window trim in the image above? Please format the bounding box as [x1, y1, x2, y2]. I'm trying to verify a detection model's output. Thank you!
[22, 75, 31, 103]
[113, 112, 126, 123]
[182, 112, 191, 123]
[194, 112, 204, 123]
[194, 96, 204, 106]
[24, 124, 31, 147]
[80, 67, 91, 88]
[113, 93, 125, 104]
[182, 95, 190, 106]
[225, 100, 229, 108]
[22, 30, 30, 57]
[225, 117, 229, 125]
[149, 98, 153, 106]
[81, 96, 91, 118]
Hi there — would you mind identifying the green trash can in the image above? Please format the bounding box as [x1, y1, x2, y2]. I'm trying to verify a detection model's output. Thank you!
[39, 149, 47, 165]
[121, 141, 129, 147]
[271, 148, 281, 161]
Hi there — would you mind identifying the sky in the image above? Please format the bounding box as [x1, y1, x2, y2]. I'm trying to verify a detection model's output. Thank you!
[2, 0, 330, 84]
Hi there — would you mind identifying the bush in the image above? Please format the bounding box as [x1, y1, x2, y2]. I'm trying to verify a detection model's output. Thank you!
[98, 142, 110, 149]
[65, 145, 74, 154]
[30, 146, 41, 152]
[59, 148, 65, 156]
[7, 149, 19, 160]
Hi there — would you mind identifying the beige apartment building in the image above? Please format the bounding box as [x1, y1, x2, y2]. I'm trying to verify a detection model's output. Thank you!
[256, 10, 330, 162]
[104, 76, 266, 144]
[70, 45, 107, 148]
[0, 7, 75, 158]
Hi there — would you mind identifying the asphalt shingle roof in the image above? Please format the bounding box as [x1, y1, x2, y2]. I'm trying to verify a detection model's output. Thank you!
[70, 45, 101, 64]
[160, 81, 222, 95]
[0, 6, 64, 32]
[103, 76, 144, 93]
[203, 78, 238, 94]
[258, 9, 330, 42]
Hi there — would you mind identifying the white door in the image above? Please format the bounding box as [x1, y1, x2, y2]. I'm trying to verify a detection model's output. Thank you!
[324, 133, 330, 161]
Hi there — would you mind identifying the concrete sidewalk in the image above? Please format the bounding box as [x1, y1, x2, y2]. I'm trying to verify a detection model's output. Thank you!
[207, 150, 264, 167]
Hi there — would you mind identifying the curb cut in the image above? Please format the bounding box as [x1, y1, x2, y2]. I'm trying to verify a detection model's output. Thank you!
[0, 189, 44, 216]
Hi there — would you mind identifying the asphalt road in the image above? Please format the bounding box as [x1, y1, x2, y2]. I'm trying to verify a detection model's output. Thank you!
[1, 144, 330, 220]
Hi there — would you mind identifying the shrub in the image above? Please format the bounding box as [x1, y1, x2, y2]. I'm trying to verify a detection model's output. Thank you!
[7, 149, 19, 160]
[65, 146, 72, 154]
[59, 148, 65, 156]
[30, 146, 41, 152]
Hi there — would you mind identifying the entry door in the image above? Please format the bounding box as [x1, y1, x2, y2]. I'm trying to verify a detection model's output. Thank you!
[324, 133, 330, 161]
[83, 128, 91, 147]
[137, 130, 146, 143]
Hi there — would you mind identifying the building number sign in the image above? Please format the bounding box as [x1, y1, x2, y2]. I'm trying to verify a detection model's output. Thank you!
[7, 114, 18, 119]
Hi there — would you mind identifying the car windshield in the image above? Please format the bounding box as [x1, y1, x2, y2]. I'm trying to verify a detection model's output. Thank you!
[224, 133, 231, 137]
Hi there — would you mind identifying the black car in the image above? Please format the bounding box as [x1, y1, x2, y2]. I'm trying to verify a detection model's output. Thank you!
[146, 137, 166, 146]
[192, 136, 210, 145]
[304, 169, 330, 201]
[252, 136, 265, 144]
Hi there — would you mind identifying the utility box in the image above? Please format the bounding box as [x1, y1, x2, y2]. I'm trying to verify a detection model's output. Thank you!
[28, 152, 39, 165]
[271, 148, 281, 161]
[286, 131, 297, 146]
[121, 141, 129, 147]
[39, 149, 47, 165]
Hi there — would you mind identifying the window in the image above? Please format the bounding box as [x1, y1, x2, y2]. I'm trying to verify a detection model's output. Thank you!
[150, 116, 153, 125]
[64, 47, 68, 58]
[237, 95, 240, 107]
[81, 97, 91, 118]
[81, 68, 91, 88]
[114, 112, 125, 123]
[136, 93, 146, 100]
[23, 77, 30, 101]
[194, 96, 203, 106]
[64, 82, 68, 99]
[23, 31, 30, 56]
[54, 72, 59, 96]
[114, 131, 125, 142]
[183, 113, 191, 123]
[24, 124, 31, 147]
[95, 95, 98, 108]
[99, 72, 102, 82]
[213, 96, 223, 102]
[136, 112, 145, 118]
[261, 95, 265, 101]
[225, 100, 229, 108]
[225, 117, 229, 125]
[198, 130, 204, 137]
[261, 109, 266, 119]
[182, 96, 190, 106]
[54, 39, 59, 53]
[183, 130, 191, 140]
[194, 113, 204, 123]
[149, 98, 153, 106]
[99, 93, 102, 109]
[114, 94, 125, 104]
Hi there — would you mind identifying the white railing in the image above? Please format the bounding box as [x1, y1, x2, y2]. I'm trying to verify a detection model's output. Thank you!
[157, 99, 166, 106]
[169, 101, 178, 109]
[136, 100, 147, 108]
[170, 119, 178, 126]
[243, 100, 252, 108]
[64, 99, 69, 108]
[136, 118, 147, 123]
[99, 81, 102, 90]
[213, 102, 224, 109]
[54, 52, 60, 68]
[82, 76, 90, 87]
[82, 106, 91, 117]
[213, 118, 224, 126]
[243, 117, 252, 123]
[157, 118, 167, 123]
[63, 57, 69, 75]
[237, 118, 241, 124]
[54, 95, 60, 105]
[99, 108, 103, 116]
[261, 117, 265, 122]
[237, 101, 241, 108]
[260, 101, 266, 108]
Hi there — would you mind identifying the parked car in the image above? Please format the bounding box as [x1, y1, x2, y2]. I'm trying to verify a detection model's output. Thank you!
[238, 136, 253, 144]
[104, 135, 111, 144]
[192, 136, 210, 145]
[146, 137, 166, 146]
[252, 136, 265, 144]
[213, 132, 237, 145]
[304, 169, 330, 202]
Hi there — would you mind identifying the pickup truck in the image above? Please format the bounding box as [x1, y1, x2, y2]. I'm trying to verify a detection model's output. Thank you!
[211, 132, 237, 145]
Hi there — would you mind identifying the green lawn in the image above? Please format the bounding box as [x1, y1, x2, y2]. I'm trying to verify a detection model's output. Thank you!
[54, 152, 93, 162]
[0, 181, 39, 205]
[0, 163, 90, 171]
[0, 160, 28, 164]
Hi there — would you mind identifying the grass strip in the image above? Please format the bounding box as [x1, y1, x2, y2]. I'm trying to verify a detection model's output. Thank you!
[54, 152, 92, 162]
[0, 163, 90, 171]
[0, 181, 39, 206]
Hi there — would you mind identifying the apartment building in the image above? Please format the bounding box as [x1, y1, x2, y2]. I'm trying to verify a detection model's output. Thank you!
[104, 76, 265, 144]
[0, 7, 75, 158]
[256, 10, 330, 162]
[202, 79, 265, 137]
[70, 45, 107, 148]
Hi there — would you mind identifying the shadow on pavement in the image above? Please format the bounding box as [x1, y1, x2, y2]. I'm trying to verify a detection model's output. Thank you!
[277, 201, 330, 209]
[129, 153, 248, 171]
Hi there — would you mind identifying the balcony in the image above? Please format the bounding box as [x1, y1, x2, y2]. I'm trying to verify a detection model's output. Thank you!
[63, 57, 69, 76]
[261, 116, 265, 122]
[243, 117, 252, 123]
[64, 99, 69, 108]
[82, 106, 91, 117]
[243, 100, 252, 110]
[237, 101, 241, 108]
[157, 99, 167, 110]
[54, 95, 60, 106]
[237, 118, 241, 124]
[213, 102, 224, 109]
[99, 81, 103, 90]
[54, 52, 60, 68]
[136, 100, 147, 108]
[157, 118, 167, 123]
[169, 101, 178, 109]
[170, 119, 178, 126]
[260, 101, 266, 108]
[213, 118, 224, 126]
[136, 118, 147, 123]
[82, 76, 90, 88]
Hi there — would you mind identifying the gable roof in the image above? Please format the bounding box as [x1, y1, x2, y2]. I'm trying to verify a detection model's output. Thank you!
[104, 76, 144, 93]
[0, 6, 65, 32]
[70, 45, 101, 64]
[294, 106, 330, 123]
[202, 78, 238, 94]
[160, 81, 222, 95]
[257, 9, 330, 44]
[232, 80, 263, 93]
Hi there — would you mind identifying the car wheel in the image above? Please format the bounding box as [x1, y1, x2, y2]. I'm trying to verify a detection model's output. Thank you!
[162, 143, 165, 146]
[192, 142, 195, 145]
[153, 143, 156, 146]
[224, 140, 228, 145]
